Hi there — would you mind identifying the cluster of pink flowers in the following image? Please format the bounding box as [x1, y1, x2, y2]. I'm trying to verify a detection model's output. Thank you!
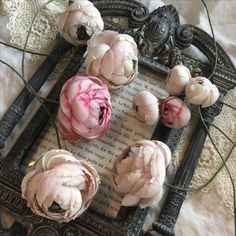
[133, 65, 219, 128]
[21, 0, 221, 223]
[22, 1, 140, 222]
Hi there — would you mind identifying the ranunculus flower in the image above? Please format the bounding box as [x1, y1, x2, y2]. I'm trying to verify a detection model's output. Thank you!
[166, 65, 191, 95]
[21, 149, 100, 222]
[57, 0, 104, 45]
[85, 30, 138, 89]
[58, 74, 112, 142]
[113, 140, 171, 208]
[185, 76, 219, 107]
[160, 96, 191, 128]
[133, 90, 159, 125]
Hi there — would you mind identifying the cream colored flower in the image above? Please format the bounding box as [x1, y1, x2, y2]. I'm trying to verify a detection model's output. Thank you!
[113, 140, 171, 208]
[85, 30, 138, 89]
[185, 76, 219, 107]
[133, 90, 159, 125]
[21, 149, 100, 222]
[57, 0, 104, 45]
[166, 65, 191, 95]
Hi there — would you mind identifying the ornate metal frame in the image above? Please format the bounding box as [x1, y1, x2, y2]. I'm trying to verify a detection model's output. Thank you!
[0, 1, 235, 235]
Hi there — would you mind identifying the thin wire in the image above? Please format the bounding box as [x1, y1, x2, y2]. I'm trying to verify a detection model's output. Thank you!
[0, 60, 58, 104]
[218, 99, 236, 111]
[0, 41, 81, 60]
[201, 1, 235, 233]
[165, 140, 235, 191]
[166, 1, 236, 233]
[198, 106, 236, 235]
[191, 112, 235, 144]
[200, 0, 218, 81]
[19, 0, 62, 149]
[21, 0, 55, 80]
[0, 59, 61, 149]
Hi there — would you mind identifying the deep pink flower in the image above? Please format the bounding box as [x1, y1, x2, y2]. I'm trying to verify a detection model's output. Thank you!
[21, 149, 100, 222]
[58, 74, 112, 142]
[160, 96, 191, 128]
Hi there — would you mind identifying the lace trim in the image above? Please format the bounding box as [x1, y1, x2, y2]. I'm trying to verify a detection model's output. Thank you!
[174, 88, 236, 215]
[2, 0, 67, 54]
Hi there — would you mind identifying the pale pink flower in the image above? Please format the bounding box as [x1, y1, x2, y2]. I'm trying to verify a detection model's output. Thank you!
[21, 149, 100, 222]
[133, 90, 159, 125]
[113, 140, 171, 208]
[58, 74, 112, 142]
[57, 0, 104, 45]
[185, 76, 219, 107]
[166, 65, 191, 95]
[85, 30, 138, 89]
[160, 96, 191, 128]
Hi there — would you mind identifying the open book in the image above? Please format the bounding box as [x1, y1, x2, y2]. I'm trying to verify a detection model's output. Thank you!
[28, 65, 168, 219]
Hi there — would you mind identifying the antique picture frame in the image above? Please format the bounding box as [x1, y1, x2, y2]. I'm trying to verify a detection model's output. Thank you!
[0, 1, 235, 235]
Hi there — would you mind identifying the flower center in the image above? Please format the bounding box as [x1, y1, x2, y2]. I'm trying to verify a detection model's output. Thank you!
[48, 201, 66, 213]
[99, 107, 105, 121]
[76, 25, 90, 41]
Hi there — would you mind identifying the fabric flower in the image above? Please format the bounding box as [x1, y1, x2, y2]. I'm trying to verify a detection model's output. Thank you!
[160, 96, 191, 128]
[113, 140, 171, 208]
[85, 30, 138, 89]
[21, 149, 100, 222]
[133, 90, 159, 125]
[58, 74, 112, 142]
[166, 65, 191, 95]
[57, 0, 104, 45]
[185, 76, 219, 107]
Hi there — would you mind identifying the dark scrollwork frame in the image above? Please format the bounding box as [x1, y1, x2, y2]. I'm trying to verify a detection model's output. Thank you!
[0, 1, 235, 235]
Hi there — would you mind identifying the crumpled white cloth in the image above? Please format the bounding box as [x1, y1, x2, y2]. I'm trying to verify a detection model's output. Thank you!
[0, 1, 235, 235]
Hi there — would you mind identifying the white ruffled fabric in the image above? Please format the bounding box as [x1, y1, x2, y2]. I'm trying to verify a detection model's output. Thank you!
[0, 0, 235, 235]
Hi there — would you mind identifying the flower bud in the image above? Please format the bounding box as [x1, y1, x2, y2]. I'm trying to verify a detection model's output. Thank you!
[133, 90, 159, 125]
[58, 74, 112, 142]
[113, 140, 171, 208]
[57, 0, 104, 45]
[185, 76, 219, 107]
[85, 30, 138, 89]
[21, 149, 100, 222]
[166, 65, 191, 95]
[160, 96, 191, 128]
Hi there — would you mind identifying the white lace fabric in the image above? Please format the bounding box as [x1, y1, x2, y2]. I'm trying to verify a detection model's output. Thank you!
[174, 88, 236, 215]
[2, 0, 67, 53]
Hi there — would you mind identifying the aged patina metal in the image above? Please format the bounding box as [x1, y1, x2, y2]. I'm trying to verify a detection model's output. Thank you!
[0, 38, 72, 149]
[0, 1, 235, 235]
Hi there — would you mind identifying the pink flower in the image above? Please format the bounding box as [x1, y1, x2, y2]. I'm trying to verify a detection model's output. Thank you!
[57, 0, 104, 45]
[185, 76, 219, 107]
[58, 74, 112, 142]
[160, 96, 191, 128]
[21, 149, 100, 222]
[166, 65, 191, 95]
[113, 140, 171, 208]
[133, 90, 159, 125]
[85, 30, 138, 89]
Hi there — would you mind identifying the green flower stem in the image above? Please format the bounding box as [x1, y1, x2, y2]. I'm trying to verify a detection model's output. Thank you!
[218, 99, 236, 111]
[0, 59, 61, 149]
[0, 60, 59, 104]
[0, 41, 82, 60]
[201, 0, 218, 81]
[19, 0, 62, 149]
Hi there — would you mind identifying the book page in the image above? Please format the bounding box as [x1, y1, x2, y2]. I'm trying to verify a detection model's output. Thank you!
[27, 65, 168, 219]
